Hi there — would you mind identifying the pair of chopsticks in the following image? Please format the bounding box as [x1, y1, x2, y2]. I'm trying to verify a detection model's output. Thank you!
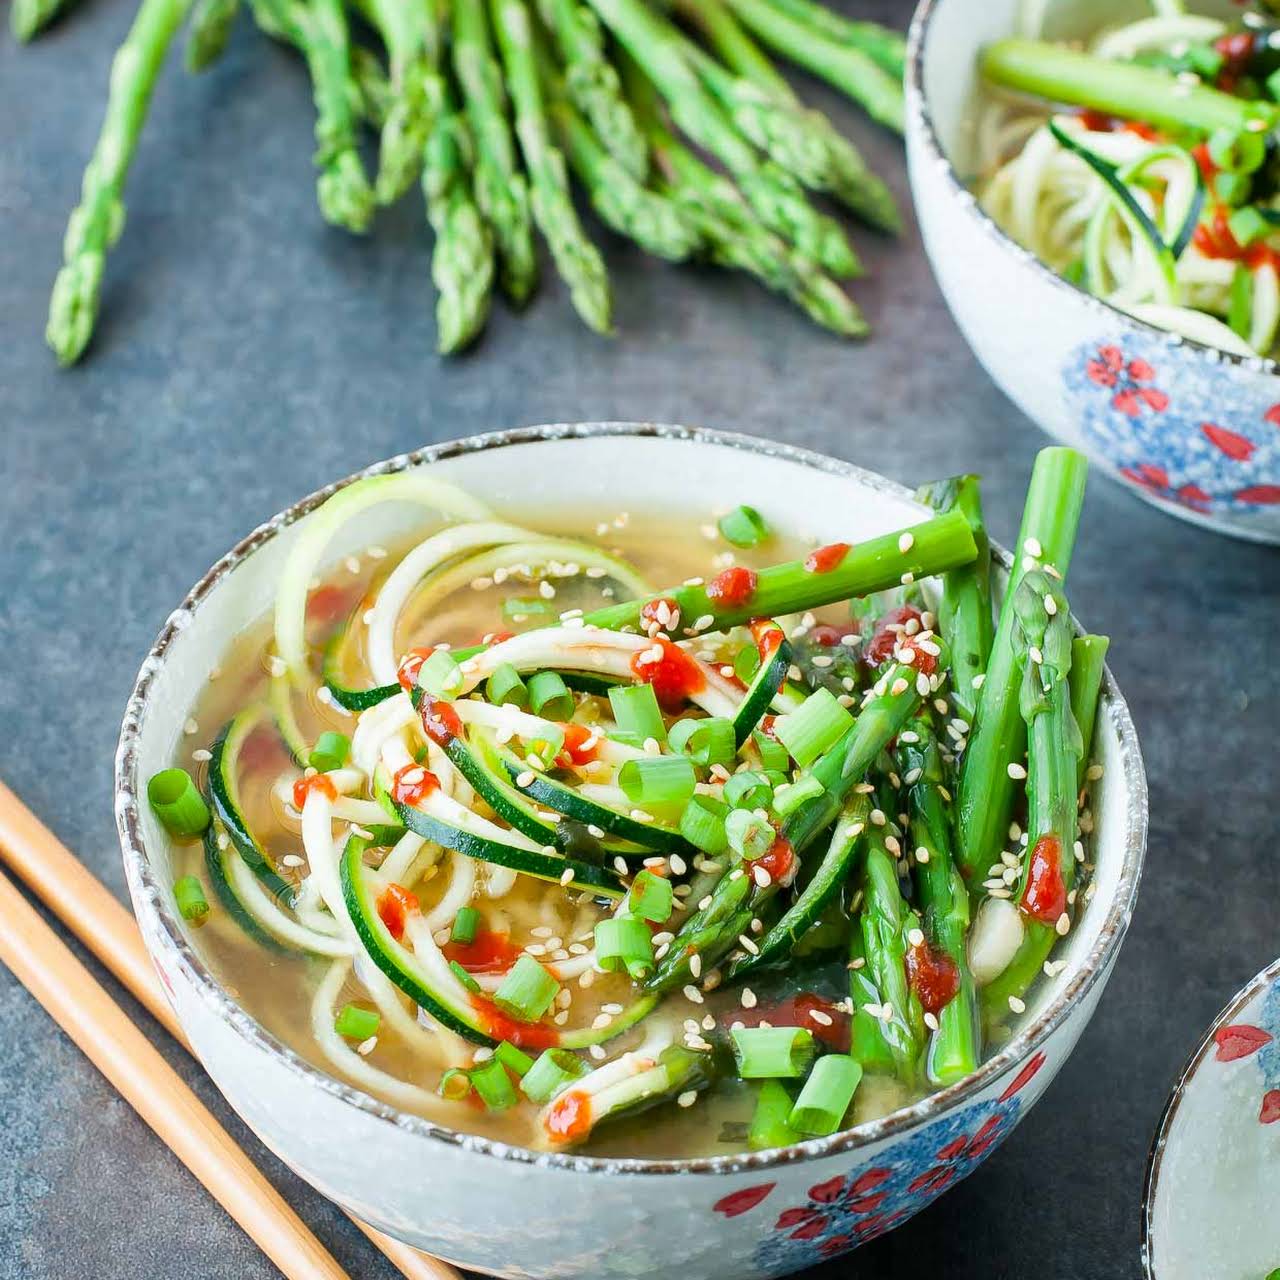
[0, 779, 460, 1280]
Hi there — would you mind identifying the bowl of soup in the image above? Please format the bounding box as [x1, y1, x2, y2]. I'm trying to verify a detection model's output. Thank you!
[906, 0, 1280, 543]
[115, 423, 1146, 1279]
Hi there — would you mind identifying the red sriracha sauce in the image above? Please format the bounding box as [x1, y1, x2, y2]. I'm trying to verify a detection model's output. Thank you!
[749, 617, 785, 659]
[391, 763, 440, 807]
[1192, 208, 1280, 272]
[905, 939, 961, 1016]
[730, 992, 850, 1051]
[481, 630, 514, 646]
[377, 883, 420, 942]
[863, 605, 924, 668]
[630, 636, 705, 711]
[419, 694, 463, 746]
[804, 543, 849, 574]
[706, 567, 758, 611]
[475, 999, 560, 1049]
[1021, 835, 1067, 926]
[755, 835, 794, 884]
[544, 1090, 593, 1143]
[444, 928, 524, 973]
[291, 772, 337, 810]
[557, 722, 600, 766]
[397, 646, 437, 694]
[806, 622, 845, 648]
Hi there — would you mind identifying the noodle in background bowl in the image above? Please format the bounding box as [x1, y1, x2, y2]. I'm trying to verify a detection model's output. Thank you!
[115, 425, 1146, 1280]
[906, 0, 1280, 544]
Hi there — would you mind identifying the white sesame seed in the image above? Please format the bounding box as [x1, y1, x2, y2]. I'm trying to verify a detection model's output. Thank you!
[900, 572, 915, 585]
[677, 1090, 698, 1108]
[1007, 763, 1027, 780]
[924, 1012, 939, 1032]
[356, 1036, 378, 1056]
[589, 1044, 606, 1060]
[1055, 912, 1071, 936]
[1023, 537, 1043, 558]
[1008, 996, 1026, 1014]
[182, 718, 199, 736]
[898, 532, 915, 554]
[689, 953, 703, 978]
[560, 868, 575, 885]
[738, 934, 759, 955]
[740, 988, 757, 1009]
[683, 984, 705, 1004]
[809, 1009, 834, 1027]
[907, 928, 925, 948]
[1086, 764, 1103, 781]
[891, 677, 909, 696]
[191, 748, 212, 762]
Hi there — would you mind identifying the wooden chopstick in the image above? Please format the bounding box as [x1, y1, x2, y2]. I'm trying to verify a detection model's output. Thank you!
[0, 780, 460, 1280]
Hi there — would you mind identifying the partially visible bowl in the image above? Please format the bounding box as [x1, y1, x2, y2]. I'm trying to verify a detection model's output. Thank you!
[905, 0, 1280, 544]
[115, 424, 1147, 1280]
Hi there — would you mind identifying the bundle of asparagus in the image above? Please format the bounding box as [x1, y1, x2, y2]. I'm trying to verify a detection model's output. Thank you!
[19, 0, 906, 362]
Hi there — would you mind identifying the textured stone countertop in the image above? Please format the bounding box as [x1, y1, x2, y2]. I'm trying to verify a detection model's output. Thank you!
[2, 3, 1277, 1277]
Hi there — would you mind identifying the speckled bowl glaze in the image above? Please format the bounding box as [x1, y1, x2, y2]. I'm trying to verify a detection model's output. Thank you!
[115, 424, 1147, 1280]
[1142, 957, 1280, 1280]
[905, 0, 1280, 544]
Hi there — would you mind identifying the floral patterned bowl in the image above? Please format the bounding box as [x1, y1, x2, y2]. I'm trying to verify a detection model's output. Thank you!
[1142, 959, 1280, 1280]
[905, 0, 1280, 544]
[114, 424, 1147, 1279]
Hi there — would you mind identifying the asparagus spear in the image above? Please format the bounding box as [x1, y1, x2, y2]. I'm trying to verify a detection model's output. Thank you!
[750, 0, 906, 80]
[11, 0, 77, 38]
[350, 44, 396, 125]
[185, 0, 240, 69]
[537, 0, 648, 180]
[590, 0, 858, 277]
[489, 0, 612, 333]
[955, 447, 1087, 884]
[848, 929, 895, 1075]
[46, 0, 192, 365]
[915, 474, 994, 725]
[422, 83, 496, 352]
[251, 0, 376, 232]
[981, 38, 1276, 137]
[673, 0, 900, 233]
[452, 0, 539, 304]
[897, 714, 980, 1086]
[1069, 634, 1109, 791]
[980, 571, 1082, 1020]
[721, 0, 904, 134]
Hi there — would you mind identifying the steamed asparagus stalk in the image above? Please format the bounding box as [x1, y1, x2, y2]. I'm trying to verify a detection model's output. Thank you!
[916, 474, 994, 725]
[955, 447, 1088, 884]
[673, 0, 900, 232]
[1069, 634, 1109, 791]
[848, 930, 895, 1074]
[720, 0, 905, 134]
[350, 44, 396, 123]
[980, 571, 1082, 1019]
[537, 0, 649, 180]
[45, 0, 193, 365]
[11, 0, 78, 39]
[185, 0, 240, 69]
[897, 715, 980, 1085]
[489, 0, 613, 332]
[251, 0, 376, 232]
[981, 38, 1276, 136]
[422, 82, 496, 352]
[452, 0, 540, 304]
[591, 0, 859, 277]
[750, 0, 906, 80]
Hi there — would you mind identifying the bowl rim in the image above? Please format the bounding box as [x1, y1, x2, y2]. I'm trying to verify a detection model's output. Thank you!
[115, 420, 1148, 1177]
[1139, 953, 1280, 1278]
[904, 0, 1280, 380]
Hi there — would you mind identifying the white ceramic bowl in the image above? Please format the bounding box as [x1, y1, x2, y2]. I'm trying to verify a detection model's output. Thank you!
[114, 424, 1147, 1280]
[906, 0, 1280, 544]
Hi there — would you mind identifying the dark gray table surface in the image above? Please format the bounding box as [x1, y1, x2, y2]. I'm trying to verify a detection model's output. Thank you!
[2, 3, 1277, 1277]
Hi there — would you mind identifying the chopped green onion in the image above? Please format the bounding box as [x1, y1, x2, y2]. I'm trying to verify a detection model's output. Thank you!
[718, 504, 770, 548]
[770, 774, 824, 818]
[493, 955, 559, 1021]
[437, 1068, 473, 1100]
[1214, 170, 1251, 207]
[334, 1003, 380, 1040]
[308, 731, 350, 772]
[1229, 262, 1253, 341]
[726, 807, 776, 860]
[607, 729, 646, 749]
[617, 756, 696, 807]
[486, 662, 529, 708]
[147, 769, 211, 838]
[594, 915, 655, 980]
[724, 769, 772, 810]
[752, 730, 790, 773]
[730, 1026, 817, 1078]
[418, 649, 464, 699]
[668, 716, 736, 768]
[772, 689, 854, 768]
[173, 874, 210, 924]
[470, 1057, 518, 1110]
[627, 869, 674, 923]
[1229, 204, 1270, 248]
[1268, 66, 1280, 103]
[502, 595, 554, 624]
[1209, 125, 1266, 176]
[494, 1041, 535, 1077]
[788, 1054, 863, 1136]
[608, 683, 666, 747]
[527, 671, 573, 721]
[521, 1048, 587, 1103]
[449, 960, 482, 993]
[450, 905, 480, 945]
[748, 1079, 801, 1150]
[733, 642, 761, 683]
[679, 794, 729, 853]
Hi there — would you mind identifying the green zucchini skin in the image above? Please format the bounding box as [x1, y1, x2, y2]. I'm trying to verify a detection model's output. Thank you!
[322, 631, 399, 711]
[202, 819, 296, 955]
[732, 630, 793, 746]
[440, 732, 563, 846]
[207, 711, 298, 907]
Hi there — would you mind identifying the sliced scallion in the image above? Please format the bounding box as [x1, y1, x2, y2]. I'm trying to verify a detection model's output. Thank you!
[770, 774, 824, 818]
[788, 1054, 863, 1137]
[668, 716, 735, 768]
[1228, 204, 1269, 248]
[752, 731, 790, 773]
[617, 756, 696, 807]
[726, 807, 775, 860]
[308, 731, 350, 772]
[772, 689, 854, 768]
[449, 960, 482, 993]
[438, 1068, 473, 1100]
[679, 794, 729, 853]
[493, 955, 559, 1021]
[528, 671, 573, 721]
[494, 1040, 535, 1077]
[450, 905, 480, 946]
[521, 1048, 587, 1103]
[470, 1057, 518, 1110]
[733, 643, 761, 683]
[502, 596, 554, 623]
[1209, 125, 1265, 175]
[173, 874, 210, 924]
[1230, 262, 1253, 341]
[718, 504, 770, 548]
[608, 682, 666, 747]
[627, 869, 674, 923]
[486, 662, 529, 708]
[148, 769, 211, 839]
[595, 915, 655, 980]
[748, 1079, 801, 1150]
[418, 649, 464, 700]
[334, 1003, 380, 1041]
[724, 769, 772, 810]
[730, 1026, 817, 1078]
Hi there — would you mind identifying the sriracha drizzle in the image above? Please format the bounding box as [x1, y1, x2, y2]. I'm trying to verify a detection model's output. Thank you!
[905, 939, 961, 1016]
[391, 763, 440, 807]
[291, 772, 337, 810]
[804, 542, 849, 574]
[1021, 835, 1068, 926]
[706, 567, 758, 610]
[376, 883, 420, 942]
[630, 636, 705, 711]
